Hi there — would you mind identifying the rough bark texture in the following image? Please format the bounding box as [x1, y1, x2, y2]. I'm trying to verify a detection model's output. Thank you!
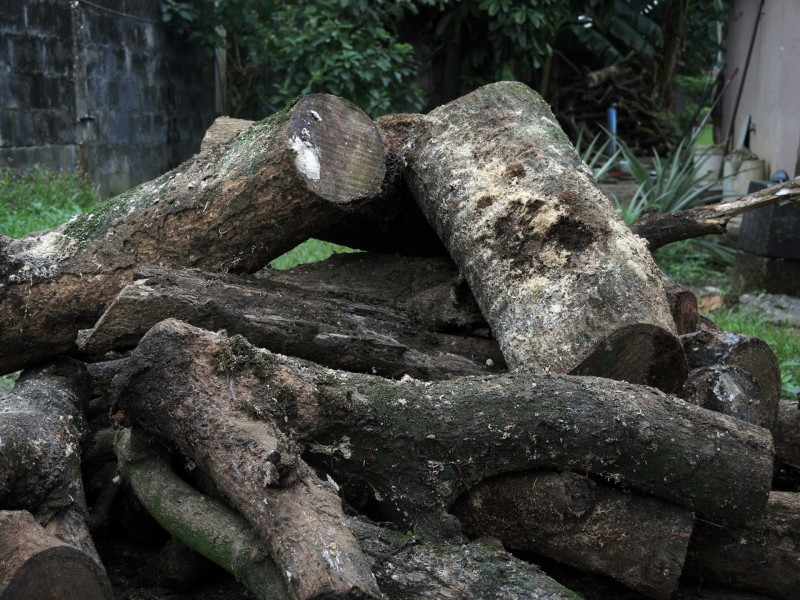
[0, 510, 112, 600]
[114, 427, 290, 599]
[0, 360, 103, 566]
[683, 491, 800, 600]
[681, 365, 775, 430]
[631, 177, 800, 250]
[451, 470, 694, 599]
[110, 329, 381, 600]
[775, 399, 800, 470]
[403, 81, 685, 391]
[77, 264, 504, 380]
[0, 94, 384, 375]
[682, 317, 781, 432]
[113, 320, 773, 529]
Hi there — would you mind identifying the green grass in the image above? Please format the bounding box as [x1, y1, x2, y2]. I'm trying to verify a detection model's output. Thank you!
[653, 240, 733, 289]
[268, 238, 359, 270]
[0, 166, 101, 238]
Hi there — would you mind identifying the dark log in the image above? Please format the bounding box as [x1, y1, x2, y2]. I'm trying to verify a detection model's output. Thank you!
[0, 94, 385, 375]
[683, 491, 800, 600]
[0, 360, 103, 566]
[77, 263, 504, 380]
[112, 319, 773, 529]
[662, 276, 699, 335]
[114, 427, 289, 599]
[112, 342, 380, 600]
[682, 317, 781, 432]
[681, 365, 776, 430]
[0, 510, 112, 600]
[631, 177, 800, 250]
[451, 470, 694, 600]
[775, 398, 800, 470]
[114, 427, 581, 599]
[403, 81, 686, 391]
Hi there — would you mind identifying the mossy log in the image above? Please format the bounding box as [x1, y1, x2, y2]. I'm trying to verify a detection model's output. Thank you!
[451, 470, 694, 599]
[77, 263, 504, 380]
[112, 319, 773, 530]
[0, 359, 104, 568]
[402, 82, 686, 391]
[0, 94, 384, 375]
[683, 491, 800, 600]
[0, 510, 112, 600]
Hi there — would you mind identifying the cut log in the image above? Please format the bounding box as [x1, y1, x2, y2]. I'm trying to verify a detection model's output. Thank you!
[110, 336, 380, 600]
[663, 276, 699, 335]
[631, 176, 800, 250]
[403, 81, 686, 391]
[681, 365, 775, 429]
[451, 470, 694, 599]
[0, 94, 385, 375]
[0, 359, 103, 566]
[112, 319, 774, 528]
[114, 427, 289, 599]
[775, 398, 800, 470]
[683, 491, 800, 600]
[682, 317, 781, 432]
[77, 264, 505, 379]
[0, 510, 112, 600]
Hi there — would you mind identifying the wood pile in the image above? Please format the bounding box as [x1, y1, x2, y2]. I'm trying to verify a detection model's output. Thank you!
[1, 82, 799, 600]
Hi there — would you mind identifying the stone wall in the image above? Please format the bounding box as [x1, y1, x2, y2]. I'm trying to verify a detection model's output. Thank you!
[0, 0, 215, 196]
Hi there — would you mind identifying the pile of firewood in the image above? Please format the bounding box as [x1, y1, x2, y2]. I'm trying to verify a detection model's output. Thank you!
[1, 82, 799, 600]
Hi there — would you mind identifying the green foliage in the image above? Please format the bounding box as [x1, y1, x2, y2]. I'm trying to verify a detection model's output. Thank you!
[0, 167, 100, 239]
[268, 239, 358, 271]
[652, 240, 732, 289]
[710, 306, 800, 399]
[161, 0, 424, 117]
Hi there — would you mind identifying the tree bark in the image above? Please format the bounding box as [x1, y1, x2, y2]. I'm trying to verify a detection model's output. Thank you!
[775, 399, 800, 470]
[631, 177, 800, 250]
[683, 491, 800, 600]
[0, 94, 385, 375]
[682, 317, 781, 432]
[403, 81, 686, 391]
[0, 359, 102, 566]
[0, 510, 112, 600]
[114, 427, 290, 599]
[112, 319, 774, 529]
[76, 264, 505, 380]
[451, 470, 694, 600]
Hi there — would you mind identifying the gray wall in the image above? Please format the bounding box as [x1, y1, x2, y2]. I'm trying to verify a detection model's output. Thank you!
[1, 0, 215, 196]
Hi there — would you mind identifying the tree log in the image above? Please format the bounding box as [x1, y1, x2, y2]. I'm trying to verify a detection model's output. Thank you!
[110, 331, 381, 600]
[0, 510, 112, 600]
[683, 491, 800, 600]
[681, 365, 775, 430]
[0, 359, 103, 566]
[114, 427, 289, 599]
[451, 470, 694, 599]
[663, 276, 699, 335]
[775, 398, 800, 470]
[112, 319, 773, 528]
[682, 317, 780, 432]
[77, 264, 504, 379]
[0, 94, 385, 375]
[403, 81, 686, 391]
[631, 177, 800, 250]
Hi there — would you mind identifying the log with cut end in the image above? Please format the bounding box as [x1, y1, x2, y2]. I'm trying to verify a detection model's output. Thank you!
[403, 81, 686, 391]
[451, 470, 694, 600]
[0, 510, 112, 600]
[77, 263, 504, 379]
[683, 491, 800, 600]
[0, 94, 384, 375]
[775, 399, 800, 470]
[0, 359, 103, 566]
[112, 319, 773, 529]
[683, 317, 781, 432]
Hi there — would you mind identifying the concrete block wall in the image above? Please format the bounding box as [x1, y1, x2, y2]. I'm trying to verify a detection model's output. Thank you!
[1, 0, 215, 196]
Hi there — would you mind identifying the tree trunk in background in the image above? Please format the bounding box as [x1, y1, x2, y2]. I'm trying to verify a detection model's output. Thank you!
[403, 81, 686, 391]
[0, 94, 384, 375]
